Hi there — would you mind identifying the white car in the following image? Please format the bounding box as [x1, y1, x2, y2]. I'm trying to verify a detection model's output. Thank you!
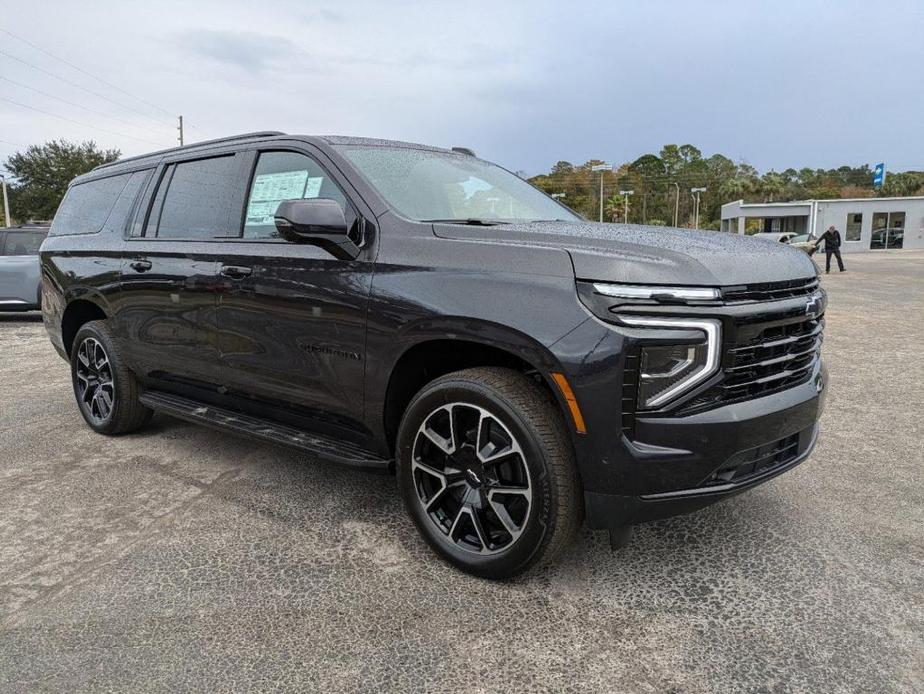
[751, 232, 798, 244]
[787, 234, 819, 256]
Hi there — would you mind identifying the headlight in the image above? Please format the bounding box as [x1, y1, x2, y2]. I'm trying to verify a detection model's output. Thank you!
[592, 283, 720, 302]
[618, 316, 721, 409]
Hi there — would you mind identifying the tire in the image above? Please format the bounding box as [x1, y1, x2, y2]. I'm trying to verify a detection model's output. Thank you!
[396, 367, 582, 579]
[70, 320, 152, 435]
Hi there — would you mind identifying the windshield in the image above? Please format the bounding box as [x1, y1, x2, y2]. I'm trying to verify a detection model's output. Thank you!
[336, 145, 580, 223]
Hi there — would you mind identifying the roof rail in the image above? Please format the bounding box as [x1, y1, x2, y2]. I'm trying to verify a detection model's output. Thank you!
[92, 131, 288, 171]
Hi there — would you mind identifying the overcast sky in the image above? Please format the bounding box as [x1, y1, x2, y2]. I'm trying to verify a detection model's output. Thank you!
[2, 0, 921, 175]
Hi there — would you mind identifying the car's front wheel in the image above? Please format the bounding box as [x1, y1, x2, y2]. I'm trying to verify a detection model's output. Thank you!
[396, 367, 581, 579]
[70, 320, 152, 435]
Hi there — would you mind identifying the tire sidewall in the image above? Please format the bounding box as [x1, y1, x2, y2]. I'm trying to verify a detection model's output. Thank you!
[397, 377, 558, 578]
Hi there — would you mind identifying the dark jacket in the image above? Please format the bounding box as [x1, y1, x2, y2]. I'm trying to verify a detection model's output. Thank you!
[819, 229, 842, 252]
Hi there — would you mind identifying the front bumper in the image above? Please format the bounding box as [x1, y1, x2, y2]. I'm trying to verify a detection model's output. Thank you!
[582, 363, 826, 529]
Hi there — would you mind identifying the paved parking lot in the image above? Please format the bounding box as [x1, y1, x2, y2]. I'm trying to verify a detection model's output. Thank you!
[1, 252, 922, 692]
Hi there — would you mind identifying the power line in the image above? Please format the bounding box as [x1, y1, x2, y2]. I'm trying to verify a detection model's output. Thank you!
[0, 76, 170, 137]
[0, 95, 170, 147]
[0, 26, 177, 121]
[0, 48, 175, 130]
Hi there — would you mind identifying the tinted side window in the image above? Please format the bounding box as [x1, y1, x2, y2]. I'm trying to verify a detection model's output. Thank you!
[155, 155, 240, 239]
[1, 231, 45, 255]
[243, 151, 353, 239]
[50, 173, 132, 236]
[102, 169, 152, 234]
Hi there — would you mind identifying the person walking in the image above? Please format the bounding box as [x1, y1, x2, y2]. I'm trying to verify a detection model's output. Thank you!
[817, 225, 846, 273]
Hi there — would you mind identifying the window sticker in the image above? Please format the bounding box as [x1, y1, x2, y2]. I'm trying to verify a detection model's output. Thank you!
[246, 170, 323, 226]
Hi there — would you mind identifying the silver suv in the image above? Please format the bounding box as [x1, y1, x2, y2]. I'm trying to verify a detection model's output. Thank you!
[0, 225, 48, 311]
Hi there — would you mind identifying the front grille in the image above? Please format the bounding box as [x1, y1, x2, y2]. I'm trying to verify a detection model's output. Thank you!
[681, 311, 824, 413]
[722, 277, 819, 303]
[703, 432, 801, 486]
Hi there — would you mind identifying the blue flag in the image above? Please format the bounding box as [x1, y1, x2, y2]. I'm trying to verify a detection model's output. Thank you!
[873, 163, 885, 187]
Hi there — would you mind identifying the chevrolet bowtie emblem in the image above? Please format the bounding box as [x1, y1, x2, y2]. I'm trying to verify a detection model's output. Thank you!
[805, 295, 823, 319]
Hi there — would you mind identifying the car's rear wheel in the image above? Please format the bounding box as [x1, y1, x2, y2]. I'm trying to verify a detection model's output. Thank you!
[396, 367, 581, 579]
[71, 320, 152, 434]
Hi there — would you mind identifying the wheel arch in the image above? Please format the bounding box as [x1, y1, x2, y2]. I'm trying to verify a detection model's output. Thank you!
[61, 299, 108, 357]
[380, 326, 579, 459]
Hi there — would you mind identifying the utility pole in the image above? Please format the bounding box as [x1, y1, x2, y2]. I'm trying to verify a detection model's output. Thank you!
[672, 182, 680, 227]
[177, 115, 184, 146]
[0, 175, 11, 227]
[691, 187, 707, 229]
[591, 164, 612, 223]
[619, 190, 634, 223]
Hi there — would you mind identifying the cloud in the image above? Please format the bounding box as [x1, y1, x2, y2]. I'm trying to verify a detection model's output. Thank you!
[4, 1, 919, 173]
[173, 30, 298, 73]
[301, 9, 346, 23]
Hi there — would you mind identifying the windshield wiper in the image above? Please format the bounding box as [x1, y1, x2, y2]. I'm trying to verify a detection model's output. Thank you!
[423, 218, 507, 226]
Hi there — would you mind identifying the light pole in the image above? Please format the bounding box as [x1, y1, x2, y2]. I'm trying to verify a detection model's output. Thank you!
[618, 190, 634, 223]
[691, 187, 707, 229]
[591, 164, 612, 222]
[671, 182, 680, 227]
[0, 174, 11, 227]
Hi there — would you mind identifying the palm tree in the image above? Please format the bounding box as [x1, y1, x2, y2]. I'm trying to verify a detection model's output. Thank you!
[761, 172, 785, 202]
[604, 195, 625, 223]
[720, 177, 751, 202]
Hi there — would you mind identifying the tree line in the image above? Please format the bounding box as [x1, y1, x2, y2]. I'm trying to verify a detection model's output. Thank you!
[2, 141, 120, 223]
[529, 144, 924, 228]
[2, 139, 922, 228]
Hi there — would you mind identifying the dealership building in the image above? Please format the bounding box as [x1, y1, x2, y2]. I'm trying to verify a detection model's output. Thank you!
[720, 196, 924, 252]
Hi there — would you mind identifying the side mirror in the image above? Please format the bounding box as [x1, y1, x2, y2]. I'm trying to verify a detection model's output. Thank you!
[274, 198, 361, 260]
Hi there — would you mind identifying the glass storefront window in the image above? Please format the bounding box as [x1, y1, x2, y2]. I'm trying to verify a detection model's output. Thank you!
[845, 213, 862, 241]
[870, 211, 906, 250]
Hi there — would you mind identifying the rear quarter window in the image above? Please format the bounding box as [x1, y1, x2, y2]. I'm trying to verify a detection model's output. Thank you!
[1, 231, 46, 255]
[50, 170, 150, 236]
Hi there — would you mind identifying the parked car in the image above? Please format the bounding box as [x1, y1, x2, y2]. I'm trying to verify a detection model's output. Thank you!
[787, 233, 819, 256]
[870, 227, 904, 250]
[0, 224, 49, 311]
[41, 132, 827, 578]
[751, 231, 797, 244]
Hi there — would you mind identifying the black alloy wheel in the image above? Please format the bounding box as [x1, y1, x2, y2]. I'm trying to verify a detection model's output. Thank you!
[397, 367, 581, 579]
[70, 320, 152, 435]
[412, 402, 533, 555]
[74, 336, 115, 425]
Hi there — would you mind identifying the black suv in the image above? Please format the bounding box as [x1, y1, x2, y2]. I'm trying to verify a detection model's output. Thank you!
[41, 132, 826, 578]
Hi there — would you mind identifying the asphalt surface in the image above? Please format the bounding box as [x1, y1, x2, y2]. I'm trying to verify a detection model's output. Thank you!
[1, 251, 922, 693]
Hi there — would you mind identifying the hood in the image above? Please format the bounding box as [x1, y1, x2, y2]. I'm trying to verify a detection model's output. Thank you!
[433, 220, 818, 286]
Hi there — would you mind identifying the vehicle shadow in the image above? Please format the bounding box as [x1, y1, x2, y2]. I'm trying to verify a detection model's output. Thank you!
[131, 413, 800, 585]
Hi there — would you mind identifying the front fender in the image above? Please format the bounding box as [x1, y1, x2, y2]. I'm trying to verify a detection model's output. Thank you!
[390, 315, 567, 373]
[366, 312, 593, 482]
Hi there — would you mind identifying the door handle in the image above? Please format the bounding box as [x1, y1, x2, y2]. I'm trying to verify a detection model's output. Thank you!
[220, 265, 253, 279]
[129, 259, 152, 272]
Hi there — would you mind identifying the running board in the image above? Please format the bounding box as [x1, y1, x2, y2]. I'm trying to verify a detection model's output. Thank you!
[139, 391, 391, 470]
